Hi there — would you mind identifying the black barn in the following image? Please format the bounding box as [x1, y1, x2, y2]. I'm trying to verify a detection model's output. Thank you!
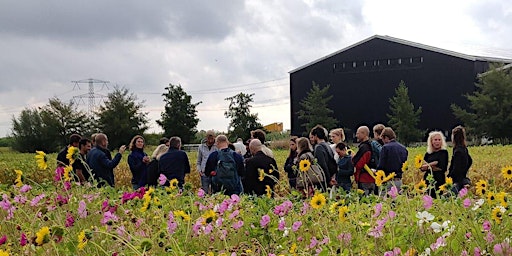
[289, 35, 512, 138]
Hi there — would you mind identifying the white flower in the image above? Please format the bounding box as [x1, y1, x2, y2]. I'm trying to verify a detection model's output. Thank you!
[430, 220, 451, 233]
[416, 211, 435, 227]
[419, 247, 431, 256]
[472, 199, 485, 210]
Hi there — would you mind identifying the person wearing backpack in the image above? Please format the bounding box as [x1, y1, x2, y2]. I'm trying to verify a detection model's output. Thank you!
[377, 127, 408, 192]
[158, 137, 191, 189]
[310, 125, 337, 190]
[205, 135, 245, 195]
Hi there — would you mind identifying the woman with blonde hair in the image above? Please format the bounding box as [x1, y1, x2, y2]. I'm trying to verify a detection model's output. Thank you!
[329, 128, 346, 161]
[420, 131, 448, 197]
[146, 144, 169, 186]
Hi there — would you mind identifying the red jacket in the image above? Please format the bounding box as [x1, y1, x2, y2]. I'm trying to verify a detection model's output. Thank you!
[353, 146, 375, 183]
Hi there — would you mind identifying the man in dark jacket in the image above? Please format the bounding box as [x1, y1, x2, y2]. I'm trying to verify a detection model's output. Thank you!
[244, 139, 279, 196]
[205, 135, 245, 195]
[377, 127, 408, 192]
[158, 136, 190, 189]
[352, 126, 376, 196]
[57, 134, 81, 167]
[87, 133, 126, 187]
[310, 125, 336, 190]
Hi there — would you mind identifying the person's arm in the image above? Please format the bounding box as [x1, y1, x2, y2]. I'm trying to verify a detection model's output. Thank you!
[128, 154, 144, 172]
[314, 146, 329, 178]
[235, 153, 245, 177]
[448, 148, 467, 179]
[377, 147, 387, 170]
[183, 152, 191, 174]
[205, 152, 217, 177]
[196, 147, 203, 172]
[354, 151, 372, 170]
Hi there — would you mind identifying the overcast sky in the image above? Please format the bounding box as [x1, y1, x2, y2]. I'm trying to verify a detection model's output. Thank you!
[1, 0, 511, 137]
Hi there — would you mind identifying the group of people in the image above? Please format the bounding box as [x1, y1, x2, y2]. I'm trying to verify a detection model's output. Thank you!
[283, 124, 472, 197]
[58, 124, 472, 198]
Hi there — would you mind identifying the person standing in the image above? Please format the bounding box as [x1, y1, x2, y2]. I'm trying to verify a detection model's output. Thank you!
[372, 124, 386, 146]
[310, 125, 336, 190]
[420, 131, 449, 197]
[377, 127, 408, 192]
[329, 128, 346, 162]
[205, 135, 245, 195]
[284, 136, 298, 188]
[335, 142, 354, 192]
[72, 138, 92, 183]
[87, 133, 126, 187]
[233, 138, 247, 156]
[57, 134, 81, 167]
[251, 129, 274, 158]
[448, 125, 472, 193]
[244, 139, 279, 196]
[352, 126, 376, 196]
[196, 130, 217, 194]
[128, 135, 150, 190]
[158, 137, 191, 189]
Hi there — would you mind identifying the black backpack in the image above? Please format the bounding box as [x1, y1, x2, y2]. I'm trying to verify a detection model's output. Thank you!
[212, 149, 239, 192]
[320, 143, 338, 177]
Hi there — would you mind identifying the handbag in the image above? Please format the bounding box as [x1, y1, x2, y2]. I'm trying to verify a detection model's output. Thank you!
[296, 153, 326, 188]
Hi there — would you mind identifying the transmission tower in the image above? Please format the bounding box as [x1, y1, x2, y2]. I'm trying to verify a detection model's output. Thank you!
[71, 78, 110, 115]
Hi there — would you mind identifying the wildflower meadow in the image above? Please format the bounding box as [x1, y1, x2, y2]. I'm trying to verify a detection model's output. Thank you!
[0, 145, 511, 255]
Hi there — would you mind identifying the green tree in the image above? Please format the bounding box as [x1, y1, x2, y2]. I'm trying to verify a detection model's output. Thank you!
[297, 81, 338, 134]
[452, 64, 512, 140]
[387, 80, 423, 145]
[224, 92, 262, 141]
[157, 84, 201, 144]
[95, 86, 149, 148]
[39, 97, 90, 147]
[11, 108, 49, 152]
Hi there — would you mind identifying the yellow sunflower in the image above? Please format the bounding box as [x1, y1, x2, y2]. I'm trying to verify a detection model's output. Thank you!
[402, 161, 408, 172]
[414, 154, 423, 169]
[14, 169, 23, 187]
[35, 151, 48, 170]
[35, 226, 50, 246]
[299, 159, 311, 172]
[501, 166, 512, 180]
[491, 206, 504, 224]
[258, 169, 265, 181]
[66, 146, 79, 165]
[414, 180, 427, 193]
[265, 185, 272, 198]
[439, 177, 453, 192]
[329, 201, 344, 213]
[495, 192, 508, 208]
[346, 149, 354, 156]
[63, 165, 73, 182]
[174, 210, 191, 221]
[487, 191, 496, 205]
[78, 230, 87, 250]
[374, 170, 386, 186]
[338, 205, 349, 222]
[169, 178, 179, 190]
[475, 180, 488, 196]
[201, 210, 216, 225]
[289, 243, 297, 254]
[310, 193, 326, 209]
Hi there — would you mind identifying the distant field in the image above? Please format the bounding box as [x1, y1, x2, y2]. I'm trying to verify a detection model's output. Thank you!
[1, 145, 511, 192]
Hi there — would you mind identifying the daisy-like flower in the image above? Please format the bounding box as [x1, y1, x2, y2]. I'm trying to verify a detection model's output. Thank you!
[472, 199, 485, 211]
[63, 166, 73, 182]
[258, 169, 265, 181]
[374, 170, 386, 187]
[475, 180, 488, 196]
[35, 151, 48, 170]
[202, 210, 216, 225]
[415, 180, 427, 194]
[416, 211, 434, 227]
[169, 178, 179, 190]
[491, 206, 506, 224]
[265, 185, 272, 198]
[14, 169, 23, 187]
[35, 226, 50, 246]
[439, 177, 453, 192]
[173, 210, 191, 221]
[487, 192, 496, 205]
[495, 192, 508, 208]
[501, 166, 512, 180]
[78, 229, 92, 250]
[310, 193, 326, 209]
[329, 201, 344, 213]
[299, 159, 311, 172]
[66, 146, 79, 165]
[338, 205, 349, 222]
[414, 154, 424, 169]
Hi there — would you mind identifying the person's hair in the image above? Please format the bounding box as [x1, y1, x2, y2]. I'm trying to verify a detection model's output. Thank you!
[95, 133, 107, 146]
[206, 130, 215, 138]
[288, 136, 298, 159]
[452, 125, 467, 147]
[129, 135, 145, 151]
[78, 138, 91, 149]
[335, 142, 347, 150]
[249, 138, 262, 152]
[296, 137, 312, 153]
[215, 134, 228, 144]
[69, 134, 82, 145]
[310, 125, 327, 140]
[159, 137, 169, 145]
[357, 126, 370, 137]
[373, 124, 386, 136]
[169, 136, 181, 149]
[329, 128, 345, 142]
[427, 131, 447, 154]
[228, 143, 235, 151]
[381, 127, 396, 140]
[91, 133, 98, 145]
[251, 129, 266, 144]
[152, 144, 169, 160]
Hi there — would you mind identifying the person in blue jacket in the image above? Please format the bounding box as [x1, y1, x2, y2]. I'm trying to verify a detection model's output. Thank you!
[335, 142, 354, 192]
[87, 133, 126, 187]
[128, 135, 150, 190]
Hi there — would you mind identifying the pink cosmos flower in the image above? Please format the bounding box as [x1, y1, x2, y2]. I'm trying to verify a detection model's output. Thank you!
[204, 223, 213, 234]
[483, 220, 491, 231]
[232, 220, 244, 230]
[158, 174, 167, 186]
[273, 200, 293, 217]
[30, 193, 46, 207]
[278, 218, 286, 231]
[121, 191, 137, 204]
[0, 235, 6, 245]
[101, 199, 109, 212]
[493, 241, 512, 255]
[64, 181, 71, 191]
[197, 188, 205, 198]
[215, 217, 223, 227]
[292, 221, 302, 232]
[14, 195, 27, 205]
[167, 212, 177, 234]
[101, 211, 119, 225]
[458, 187, 468, 198]
[474, 247, 482, 256]
[465, 232, 472, 239]
[260, 215, 271, 228]
[422, 195, 433, 210]
[485, 232, 495, 243]
[373, 203, 382, 218]
[19, 184, 32, 193]
[229, 210, 239, 220]
[65, 212, 75, 227]
[54, 166, 64, 181]
[463, 198, 472, 208]
[78, 200, 87, 218]
[430, 236, 446, 251]
[337, 233, 352, 245]
[388, 210, 396, 219]
[388, 186, 398, 199]
[0, 194, 11, 210]
[309, 237, 318, 248]
[20, 233, 27, 246]
[301, 201, 310, 215]
[230, 194, 240, 204]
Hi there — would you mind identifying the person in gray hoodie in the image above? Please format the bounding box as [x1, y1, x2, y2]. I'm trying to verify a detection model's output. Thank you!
[196, 130, 217, 194]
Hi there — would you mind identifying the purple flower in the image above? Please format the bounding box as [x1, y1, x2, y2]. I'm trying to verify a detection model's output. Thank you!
[204, 223, 213, 234]
[20, 233, 27, 246]
[483, 220, 491, 231]
[430, 236, 446, 251]
[493, 241, 512, 255]
[273, 200, 293, 216]
[232, 220, 244, 230]
[373, 203, 382, 218]
[78, 200, 87, 218]
[337, 233, 352, 245]
[474, 247, 482, 256]
[0, 194, 11, 210]
[388, 186, 398, 199]
[230, 194, 240, 204]
[229, 210, 239, 220]
[19, 184, 32, 193]
[101, 211, 119, 226]
[0, 235, 6, 245]
[158, 174, 167, 186]
[260, 215, 271, 228]
[458, 187, 468, 198]
[422, 195, 433, 210]
[30, 193, 46, 207]
[388, 210, 396, 219]
[65, 212, 75, 227]
[465, 232, 472, 239]
[167, 211, 177, 234]
[485, 232, 495, 243]
[54, 166, 64, 181]
[463, 198, 472, 208]
[309, 237, 318, 248]
[121, 191, 137, 204]
[64, 181, 71, 190]
[14, 195, 27, 205]
[292, 221, 302, 232]
[197, 189, 205, 198]
[278, 218, 286, 231]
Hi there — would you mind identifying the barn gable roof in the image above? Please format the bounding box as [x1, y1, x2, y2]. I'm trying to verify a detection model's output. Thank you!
[290, 35, 512, 73]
